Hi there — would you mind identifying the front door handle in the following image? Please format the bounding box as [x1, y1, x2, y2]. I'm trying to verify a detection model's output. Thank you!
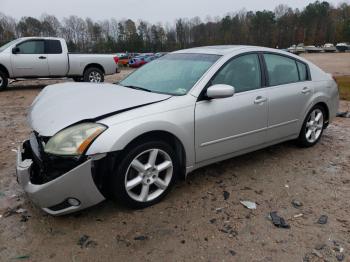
[254, 96, 267, 105]
[38, 56, 47, 59]
[302, 87, 311, 94]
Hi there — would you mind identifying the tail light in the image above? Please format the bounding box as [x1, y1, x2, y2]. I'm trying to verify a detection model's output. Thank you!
[332, 75, 338, 84]
[113, 56, 119, 64]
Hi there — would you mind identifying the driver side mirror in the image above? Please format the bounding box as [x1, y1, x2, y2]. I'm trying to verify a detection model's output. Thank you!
[12, 47, 20, 54]
[206, 84, 235, 99]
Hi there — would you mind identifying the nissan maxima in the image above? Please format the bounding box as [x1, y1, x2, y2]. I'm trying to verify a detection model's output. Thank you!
[16, 46, 339, 215]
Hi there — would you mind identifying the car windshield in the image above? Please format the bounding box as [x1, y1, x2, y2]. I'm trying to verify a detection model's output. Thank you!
[0, 39, 22, 53]
[119, 53, 221, 95]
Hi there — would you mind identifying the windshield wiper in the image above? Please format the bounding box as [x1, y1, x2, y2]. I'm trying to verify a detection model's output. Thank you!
[121, 85, 153, 93]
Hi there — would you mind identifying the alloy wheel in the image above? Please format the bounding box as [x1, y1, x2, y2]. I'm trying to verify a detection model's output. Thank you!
[88, 71, 102, 83]
[305, 108, 324, 143]
[0, 75, 3, 86]
[124, 149, 173, 202]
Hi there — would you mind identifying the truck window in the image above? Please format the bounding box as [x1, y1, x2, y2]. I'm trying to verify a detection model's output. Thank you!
[45, 40, 63, 54]
[17, 40, 45, 54]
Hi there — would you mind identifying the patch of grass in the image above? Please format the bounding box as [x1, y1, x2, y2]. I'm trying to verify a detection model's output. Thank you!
[335, 76, 350, 101]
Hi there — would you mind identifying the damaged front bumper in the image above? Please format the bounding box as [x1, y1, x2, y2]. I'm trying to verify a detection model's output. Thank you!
[16, 135, 106, 216]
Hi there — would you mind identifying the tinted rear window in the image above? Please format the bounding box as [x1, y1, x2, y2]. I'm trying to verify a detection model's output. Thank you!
[45, 40, 62, 54]
[264, 54, 299, 86]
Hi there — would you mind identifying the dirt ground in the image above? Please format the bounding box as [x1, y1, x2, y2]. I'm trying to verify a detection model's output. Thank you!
[0, 54, 350, 262]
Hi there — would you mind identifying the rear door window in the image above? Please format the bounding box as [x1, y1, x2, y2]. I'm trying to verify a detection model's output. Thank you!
[264, 54, 299, 86]
[17, 40, 45, 54]
[45, 40, 62, 54]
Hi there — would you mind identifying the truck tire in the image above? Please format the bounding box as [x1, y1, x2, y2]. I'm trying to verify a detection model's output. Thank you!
[83, 67, 104, 83]
[72, 77, 83, 82]
[0, 71, 8, 91]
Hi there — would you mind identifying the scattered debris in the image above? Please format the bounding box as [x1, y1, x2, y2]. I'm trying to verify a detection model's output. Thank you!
[134, 235, 148, 241]
[291, 200, 303, 208]
[312, 249, 323, 258]
[78, 235, 90, 248]
[293, 213, 304, 218]
[20, 214, 30, 222]
[317, 215, 328, 225]
[223, 191, 230, 200]
[16, 208, 27, 214]
[269, 212, 290, 229]
[2, 208, 17, 218]
[336, 111, 350, 118]
[209, 218, 217, 224]
[219, 224, 238, 237]
[315, 244, 326, 250]
[229, 250, 236, 256]
[336, 253, 345, 261]
[85, 240, 98, 248]
[240, 201, 257, 210]
[12, 255, 30, 260]
[215, 207, 224, 213]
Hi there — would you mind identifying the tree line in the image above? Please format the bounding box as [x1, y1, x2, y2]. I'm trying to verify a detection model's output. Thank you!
[0, 1, 350, 53]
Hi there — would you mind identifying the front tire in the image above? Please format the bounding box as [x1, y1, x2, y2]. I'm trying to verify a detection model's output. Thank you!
[111, 140, 179, 209]
[83, 67, 104, 83]
[0, 71, 8, 91]
[297, 105, 325, 147]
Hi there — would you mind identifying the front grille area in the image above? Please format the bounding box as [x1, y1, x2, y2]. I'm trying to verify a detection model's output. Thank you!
[24, 133, 86, 185]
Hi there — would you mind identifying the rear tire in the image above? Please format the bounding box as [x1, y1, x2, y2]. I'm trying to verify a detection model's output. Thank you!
[110, 140, 179, 209]
[72, 77, 83, 82]
[83, 67, 104, 83]
[297, 105, 325, 148]
[0, 71, 8, 91]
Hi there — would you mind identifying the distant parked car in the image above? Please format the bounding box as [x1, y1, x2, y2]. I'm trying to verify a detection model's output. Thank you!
[155, 52, 168, 58]
[305, 45, 323, 53]
[336, 43, 350, 52]
[0, 37, 119, 90]
[287, 44, 306, 54]
[16, 45, 339, 215]
[129, 55, 156, 68]
[117, 54, 130, 67]
[323, 43, 336, 53]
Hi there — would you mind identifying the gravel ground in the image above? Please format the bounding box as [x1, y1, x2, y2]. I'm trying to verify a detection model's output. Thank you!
[0, 55, 349, 262]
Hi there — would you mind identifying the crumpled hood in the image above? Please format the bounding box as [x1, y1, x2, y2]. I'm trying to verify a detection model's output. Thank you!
[28, 82, 171, 136]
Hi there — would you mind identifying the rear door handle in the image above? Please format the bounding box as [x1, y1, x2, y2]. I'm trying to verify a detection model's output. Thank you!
[38, 56, 47, 59]
[302, 87, 311, 94]
[254, 96, 267, 105]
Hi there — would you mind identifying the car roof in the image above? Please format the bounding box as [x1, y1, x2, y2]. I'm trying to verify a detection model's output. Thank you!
[173, 45, 251, 55]
[19, 36, 64, 41]
[172, 45, 308, 61]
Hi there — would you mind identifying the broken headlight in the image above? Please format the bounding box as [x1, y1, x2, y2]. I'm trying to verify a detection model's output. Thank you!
[44, 123, 107, 156]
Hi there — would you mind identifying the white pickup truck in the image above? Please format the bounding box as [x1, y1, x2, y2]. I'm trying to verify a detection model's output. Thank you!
[0, 37, 119, 90]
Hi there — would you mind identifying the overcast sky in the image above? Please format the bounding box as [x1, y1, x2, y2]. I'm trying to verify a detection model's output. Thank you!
[2, 0, 348, 23]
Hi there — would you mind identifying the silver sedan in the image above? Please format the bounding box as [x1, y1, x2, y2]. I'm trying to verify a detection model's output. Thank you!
[16, 46, 339, 215]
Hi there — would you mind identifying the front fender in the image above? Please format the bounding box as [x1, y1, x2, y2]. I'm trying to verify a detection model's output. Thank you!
[86, 106, 195, 168]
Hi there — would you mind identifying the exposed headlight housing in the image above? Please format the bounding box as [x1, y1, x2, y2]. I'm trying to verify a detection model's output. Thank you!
[44, 123, 107, 156]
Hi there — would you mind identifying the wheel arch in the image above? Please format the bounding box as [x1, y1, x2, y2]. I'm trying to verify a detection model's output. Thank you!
[117, 130, 187, 179]
[84, 63, 105, 74]
[0, 64, 9, 78]
[314, 101, 330, 124]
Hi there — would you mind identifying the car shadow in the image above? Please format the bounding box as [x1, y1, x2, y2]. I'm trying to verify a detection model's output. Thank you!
[53, 139, 301, 220]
